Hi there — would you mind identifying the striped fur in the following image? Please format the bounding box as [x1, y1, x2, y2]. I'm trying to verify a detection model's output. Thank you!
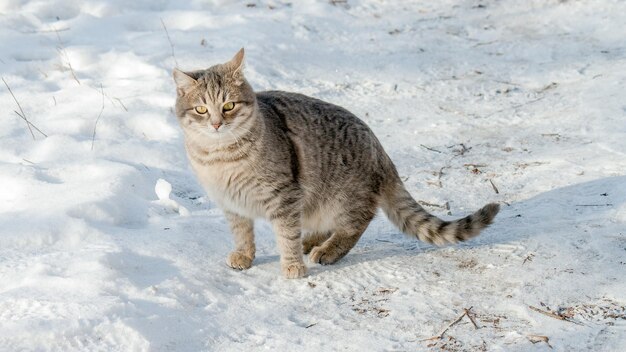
[381, 180, 500, 245]
[173, 49, 500, 279]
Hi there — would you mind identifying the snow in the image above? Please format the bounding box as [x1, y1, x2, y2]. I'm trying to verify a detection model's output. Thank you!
[1, 0, 625, 350]
[154, 178, 190, 216]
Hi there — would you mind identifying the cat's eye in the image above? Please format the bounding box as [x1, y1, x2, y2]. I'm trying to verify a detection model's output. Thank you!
[195, 106, 208, 114]
[223, 102, 235, 111]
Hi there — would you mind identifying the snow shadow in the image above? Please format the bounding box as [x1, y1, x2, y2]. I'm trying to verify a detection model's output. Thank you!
[309, 175, 626, 273]
[104, 250, 179, 289]
[102, 249, 219, 350]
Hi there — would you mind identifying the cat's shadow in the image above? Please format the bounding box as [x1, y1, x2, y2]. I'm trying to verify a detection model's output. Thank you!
[299, 175, 626, 275]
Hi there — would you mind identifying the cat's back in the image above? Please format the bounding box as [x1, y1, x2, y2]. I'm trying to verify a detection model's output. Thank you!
[256, 90, 390, 189]
[256, 90, 374, 141]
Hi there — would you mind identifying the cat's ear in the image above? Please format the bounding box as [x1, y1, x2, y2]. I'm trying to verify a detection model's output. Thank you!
[226, 48, 245, 82]
[172, 68, 197, 94]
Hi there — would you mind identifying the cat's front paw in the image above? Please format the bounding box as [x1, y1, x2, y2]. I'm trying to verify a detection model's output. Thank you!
[281, 262, 307, 279]
[226, 252, 254, 270]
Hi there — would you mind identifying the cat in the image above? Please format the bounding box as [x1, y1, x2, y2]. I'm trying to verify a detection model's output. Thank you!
[173, 48, 500, 279]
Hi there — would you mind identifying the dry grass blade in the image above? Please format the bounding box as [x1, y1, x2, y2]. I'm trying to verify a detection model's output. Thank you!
[529, 305, 583, 325]
[53, 26, 80, 85]
[483, 97, 545, 118]
[91, 84, 105, 151]
[114, 97, 128, 111]
[161, 18, 179, 67]
[14, 111, 47, 137]
[3, 77, 36, 139]
[25, 27, 70, 34]
[86, 85, 127, 112]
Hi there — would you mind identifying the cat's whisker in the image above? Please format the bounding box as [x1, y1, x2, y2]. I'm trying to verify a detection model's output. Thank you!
[233, 125, 253, 135]
[229, 131, 241, 147]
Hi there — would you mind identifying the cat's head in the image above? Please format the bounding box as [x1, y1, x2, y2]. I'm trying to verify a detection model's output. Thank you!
[173, 48, 256, 141]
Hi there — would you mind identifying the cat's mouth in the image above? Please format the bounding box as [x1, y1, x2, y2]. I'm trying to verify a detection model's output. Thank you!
[202, 123, 227, 134]
[198, 123, 240, 139]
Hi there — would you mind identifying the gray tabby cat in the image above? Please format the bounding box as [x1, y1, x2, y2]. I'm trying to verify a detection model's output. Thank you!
[173, 49, 500, 279]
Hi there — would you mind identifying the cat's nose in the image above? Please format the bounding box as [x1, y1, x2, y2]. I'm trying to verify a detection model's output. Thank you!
[212, 123, 222, 130]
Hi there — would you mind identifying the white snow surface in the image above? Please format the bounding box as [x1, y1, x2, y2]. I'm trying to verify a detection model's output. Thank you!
[1, 0, 625, 351]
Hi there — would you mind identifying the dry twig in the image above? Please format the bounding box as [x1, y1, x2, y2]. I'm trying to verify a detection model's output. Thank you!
[522, 253, 535, 265]
[529, 306, 583, 325]
[464, 307, 480, 329]
[450, 143, 471, 156]
[464, 163, 487, 168]
[472, 40, 499, 47]
[418, 200, 448, 209]
[528, 335, 552, 348]
[538, 82, 558, 93]
[489, 179, 499, 194]
[427, 166, 448, 188]
[422, 306, 477, 341]
[491, 79, 522, 87]
[420, 144, 442, 153]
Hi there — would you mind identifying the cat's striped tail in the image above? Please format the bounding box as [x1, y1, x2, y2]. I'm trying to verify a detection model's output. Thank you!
[380, 180, 499, 245]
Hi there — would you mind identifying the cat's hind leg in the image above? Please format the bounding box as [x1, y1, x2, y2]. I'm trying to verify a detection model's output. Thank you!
[302, 232, 332, 255]
[308, 206, 375, 265]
